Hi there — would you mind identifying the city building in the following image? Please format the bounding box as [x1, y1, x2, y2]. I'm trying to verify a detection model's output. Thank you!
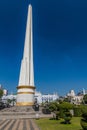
[34, 91, 59, 104]
[66, 89, 87, 105]
[2, 91, 59, 105]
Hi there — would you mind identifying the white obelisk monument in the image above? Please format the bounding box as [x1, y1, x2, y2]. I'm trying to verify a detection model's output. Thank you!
[16, 5, 35, 106]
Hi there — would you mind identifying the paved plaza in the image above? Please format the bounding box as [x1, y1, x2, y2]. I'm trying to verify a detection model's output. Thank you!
[0, 119, 39, 130]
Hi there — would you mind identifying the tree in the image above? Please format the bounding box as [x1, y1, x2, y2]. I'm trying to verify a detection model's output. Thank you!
[58, 102, 74, 111]
[49, 102, 58, 112]
[83, 94, 87, 104]
[57, 102, 74, 119]
[81, 110, 87, 130]
[0, 89, 3, 99]
[63, 97, 70, 102]
[63, 110, 72, 124]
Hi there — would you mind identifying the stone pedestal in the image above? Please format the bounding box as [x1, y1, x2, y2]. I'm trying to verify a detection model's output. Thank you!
[16, 86, 35, 106]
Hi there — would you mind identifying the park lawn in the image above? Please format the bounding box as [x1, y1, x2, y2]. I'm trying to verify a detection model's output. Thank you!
[35, 117, 82, 130]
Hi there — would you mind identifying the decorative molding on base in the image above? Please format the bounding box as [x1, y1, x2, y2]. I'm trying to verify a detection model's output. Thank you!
[17, 86, 35, 90]
[16, 102, 34, 106]
[17, 92, 35, 94]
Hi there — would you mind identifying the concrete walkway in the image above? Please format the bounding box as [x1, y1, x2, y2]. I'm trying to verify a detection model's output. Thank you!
[0, 106, 53, 129]
[0, 119, 40, 130]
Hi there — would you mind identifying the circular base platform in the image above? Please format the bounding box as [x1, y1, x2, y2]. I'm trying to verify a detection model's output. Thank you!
[16, 102, 34, 106]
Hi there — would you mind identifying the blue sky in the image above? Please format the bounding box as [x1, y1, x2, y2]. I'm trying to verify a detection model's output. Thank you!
[0, 0, 87, 95]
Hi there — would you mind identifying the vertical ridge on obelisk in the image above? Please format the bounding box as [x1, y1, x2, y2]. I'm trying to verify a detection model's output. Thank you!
[16, 5, 35, 106]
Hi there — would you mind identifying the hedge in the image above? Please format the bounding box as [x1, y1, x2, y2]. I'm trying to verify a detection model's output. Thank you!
[73, 107, 82, 117]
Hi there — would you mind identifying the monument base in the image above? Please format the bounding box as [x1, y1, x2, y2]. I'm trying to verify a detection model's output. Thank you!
[16, 86, 35, 106]
[16, 102, 34, 106]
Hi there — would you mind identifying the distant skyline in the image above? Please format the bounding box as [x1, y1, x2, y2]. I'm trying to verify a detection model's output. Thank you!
[0, 0, 87, 95]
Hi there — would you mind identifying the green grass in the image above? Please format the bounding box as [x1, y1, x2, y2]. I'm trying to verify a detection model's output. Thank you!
[35, 117, 82, 130]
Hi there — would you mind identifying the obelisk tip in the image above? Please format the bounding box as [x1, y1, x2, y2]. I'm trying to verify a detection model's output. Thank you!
[29, 4, 32, 9]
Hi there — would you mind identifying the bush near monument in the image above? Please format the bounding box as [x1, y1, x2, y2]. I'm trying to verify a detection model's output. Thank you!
[0, 89, 3, 99]
[49, 102, 59, 112]
[73, 107, 82, 117]
[42, 102, 51, 114]
[42, 108, 51, 114]
[81, 120, 87, 130]
[81, 111, 87, 130]
[48, 101, 74, 122]
[63, 110, 72, 124]
[83, 94, 87, 104]
[58, 102, 74, 111]
[42, 100, 87, 127]
[73, 105, 87, 117]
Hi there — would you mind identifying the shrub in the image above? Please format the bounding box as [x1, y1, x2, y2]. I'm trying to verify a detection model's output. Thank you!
[42, 108, 51, 114]
[81, 110, 87, 130]
[0, 89, 3, 99]
[49, 103, 57, 112]
[81, 119, 87, 130]
[63, 111, 72, 124]
[73, 107, 82, 117]
[55, 111, 60, 120]
[58, 102, 74, 119]
[64, 116, 72, 124]
[82, 112, 87, 121]
[81, 105, 87, 114]
[58, 102, 74, 111]
[59, 109, 64, 118]
[49, 102, 59, 112]
[83, 94, 87, 104]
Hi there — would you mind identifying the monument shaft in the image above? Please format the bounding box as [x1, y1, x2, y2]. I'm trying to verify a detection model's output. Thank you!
[16, 5, 35, 106]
